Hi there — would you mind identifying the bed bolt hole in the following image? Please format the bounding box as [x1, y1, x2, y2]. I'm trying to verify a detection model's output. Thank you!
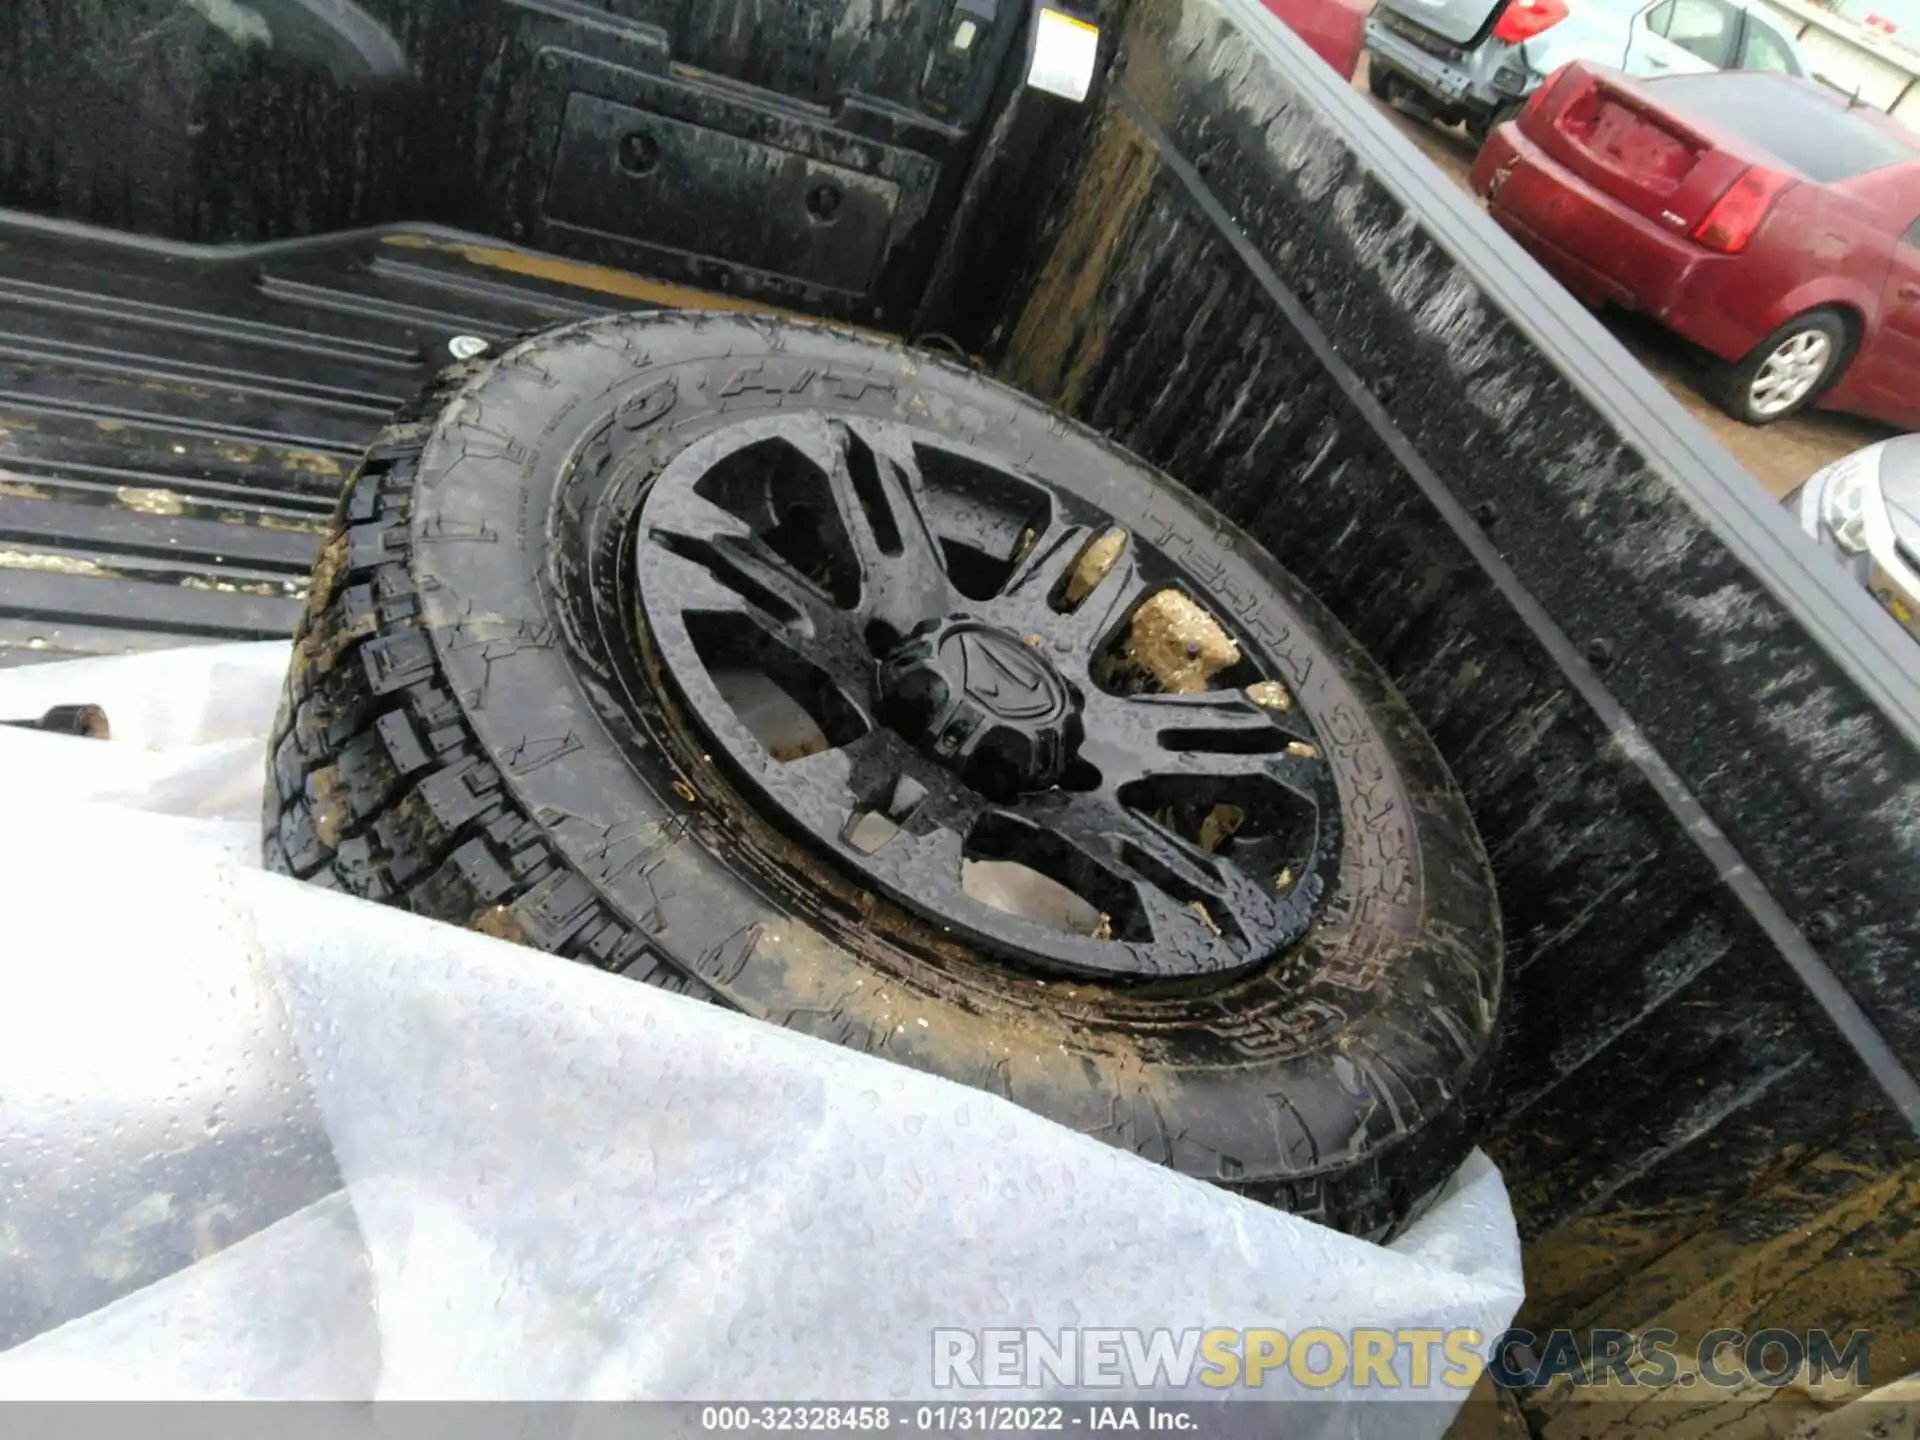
[620, 132, 660, 175]
[807, 183, 844, 223]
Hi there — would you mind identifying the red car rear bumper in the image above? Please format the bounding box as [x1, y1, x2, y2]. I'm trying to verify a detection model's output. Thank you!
[1472, 124, 1762, 364]
[1260, 0, 1368, 79]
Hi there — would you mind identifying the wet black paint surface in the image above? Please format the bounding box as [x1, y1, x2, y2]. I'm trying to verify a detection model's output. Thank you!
[0, 0, 1026, 320]
[990, 0, 1919, 1257]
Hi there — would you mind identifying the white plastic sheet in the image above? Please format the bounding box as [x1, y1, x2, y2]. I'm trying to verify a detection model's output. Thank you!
[0, 643, 1524, 1430]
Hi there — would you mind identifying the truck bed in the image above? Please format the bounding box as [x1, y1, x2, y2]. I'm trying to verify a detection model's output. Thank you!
[0, 219, 664, 666]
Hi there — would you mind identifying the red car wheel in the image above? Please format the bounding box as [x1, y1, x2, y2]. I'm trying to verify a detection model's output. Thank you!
[1712, 309, 1855, 426]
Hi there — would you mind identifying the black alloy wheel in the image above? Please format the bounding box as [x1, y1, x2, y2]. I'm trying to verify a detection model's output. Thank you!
[633, 411, 1343, 983]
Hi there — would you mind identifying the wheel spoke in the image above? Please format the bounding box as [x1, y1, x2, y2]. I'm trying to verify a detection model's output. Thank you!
[772, 727, 887, 793]
[820, 420, 955, 636]
[999, 518, 1089, 607]
[1116, 812, 1232, 896]
[1127, 688, 1292, 739]
[965, 805, 1151, 939]
[994, 520, 1151, 652]
[1057, 541, 1148, 651]
[645, 491, 840, 637]
[1080, 688, 1329, 797]
[646, 527, 825, 635]
[1113, 813, 1275, 954]
[1184, 741, 1330, 794]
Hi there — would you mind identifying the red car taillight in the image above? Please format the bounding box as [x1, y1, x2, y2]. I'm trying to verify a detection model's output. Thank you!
[1521, 63, 1579, 124]
[1690, 166, 1795, 253]
[1493, 0, 1569, 45]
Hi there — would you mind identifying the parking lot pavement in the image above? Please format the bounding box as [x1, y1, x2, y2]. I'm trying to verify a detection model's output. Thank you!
[1355, 60, 1895, 498]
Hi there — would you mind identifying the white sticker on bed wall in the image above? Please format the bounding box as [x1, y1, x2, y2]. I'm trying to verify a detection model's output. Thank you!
[1029, 9, 1101, 103]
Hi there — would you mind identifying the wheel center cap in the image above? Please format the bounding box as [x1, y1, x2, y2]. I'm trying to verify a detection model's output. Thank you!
[877, 619, 1083, 798]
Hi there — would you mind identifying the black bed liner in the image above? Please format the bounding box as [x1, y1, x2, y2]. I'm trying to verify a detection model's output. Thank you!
[0, 217, 627, 666]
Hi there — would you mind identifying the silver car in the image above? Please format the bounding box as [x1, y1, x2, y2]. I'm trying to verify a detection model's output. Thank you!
[1786, 437, 1920, 645]
[1364, 0, 1810, 138]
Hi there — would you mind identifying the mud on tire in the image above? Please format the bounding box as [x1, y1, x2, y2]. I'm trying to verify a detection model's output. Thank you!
[263, 313, 1504, 1240]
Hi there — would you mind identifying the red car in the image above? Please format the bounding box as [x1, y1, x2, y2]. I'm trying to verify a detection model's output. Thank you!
[1473, 65, 1920, 429]
[1261, 0, 1371, 80]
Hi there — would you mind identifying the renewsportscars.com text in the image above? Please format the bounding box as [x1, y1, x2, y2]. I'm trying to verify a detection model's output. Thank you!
[931, 1327, 1874, 1392]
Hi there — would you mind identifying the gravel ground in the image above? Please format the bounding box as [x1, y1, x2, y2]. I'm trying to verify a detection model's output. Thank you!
[1354, 58, 1898, 499]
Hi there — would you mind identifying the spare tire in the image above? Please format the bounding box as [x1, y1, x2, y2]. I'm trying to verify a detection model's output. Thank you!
[263, 313, 1503, 1240]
